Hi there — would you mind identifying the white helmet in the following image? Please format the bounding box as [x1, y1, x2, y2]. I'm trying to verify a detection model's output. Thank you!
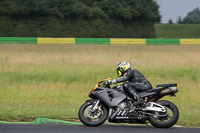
[116, 61, 131, 77]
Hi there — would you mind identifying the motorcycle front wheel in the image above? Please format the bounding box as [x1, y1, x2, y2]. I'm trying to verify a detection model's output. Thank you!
[149, 100, 179, 128]
[78, 101, 108, 127]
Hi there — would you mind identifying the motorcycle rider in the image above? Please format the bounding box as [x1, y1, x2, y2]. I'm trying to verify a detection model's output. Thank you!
[106, 61, 153, 106]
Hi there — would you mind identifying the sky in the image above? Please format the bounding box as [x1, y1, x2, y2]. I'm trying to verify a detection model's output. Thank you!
[156, 0, 200, 23]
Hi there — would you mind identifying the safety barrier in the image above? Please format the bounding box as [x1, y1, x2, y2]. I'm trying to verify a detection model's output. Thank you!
[0, 37, 200, 45]
[37, 38, 75, 44]
[0, 37, 37, 44]
[76, 38, 110, 44]
[146, 39, 179, 45]
[110, 38, 145, 45]
[180, 39, 200, 45]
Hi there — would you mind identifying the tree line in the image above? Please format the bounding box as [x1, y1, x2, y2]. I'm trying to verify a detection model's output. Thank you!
[168, 8, 200, 24]
[0, 0, 161, 38]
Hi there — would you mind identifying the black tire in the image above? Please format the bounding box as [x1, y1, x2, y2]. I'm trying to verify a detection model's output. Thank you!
[78, 101, 108, 127]
[149, 100, 179, 128]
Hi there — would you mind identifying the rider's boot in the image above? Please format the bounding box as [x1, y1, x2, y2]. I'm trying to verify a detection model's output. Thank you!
[133, 95, 145, 106]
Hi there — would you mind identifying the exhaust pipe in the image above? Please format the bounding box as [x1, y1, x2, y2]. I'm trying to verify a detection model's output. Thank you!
[159, 87, 178, 95]
[149, 87, 179, 102]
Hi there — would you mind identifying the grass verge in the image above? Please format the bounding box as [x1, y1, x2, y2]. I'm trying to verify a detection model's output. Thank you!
[0, 44, 199, 127]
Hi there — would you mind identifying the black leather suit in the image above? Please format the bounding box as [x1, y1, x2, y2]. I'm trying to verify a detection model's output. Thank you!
[115, 69, 152, 101]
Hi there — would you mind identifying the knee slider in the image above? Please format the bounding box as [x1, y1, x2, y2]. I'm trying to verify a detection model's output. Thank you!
[123, 82, 130, 91]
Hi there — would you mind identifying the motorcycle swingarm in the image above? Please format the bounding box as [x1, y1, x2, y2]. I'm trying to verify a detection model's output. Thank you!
[142, 102, 166, 112]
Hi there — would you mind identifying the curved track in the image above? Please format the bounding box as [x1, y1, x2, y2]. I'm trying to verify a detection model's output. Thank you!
[0, 124, 199, 133]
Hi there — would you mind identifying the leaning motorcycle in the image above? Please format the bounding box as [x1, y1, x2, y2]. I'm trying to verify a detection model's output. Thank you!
[78, 78, 179, 128]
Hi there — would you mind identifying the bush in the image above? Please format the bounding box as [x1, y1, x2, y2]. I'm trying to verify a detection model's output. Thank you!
[0, 0, 160, 38]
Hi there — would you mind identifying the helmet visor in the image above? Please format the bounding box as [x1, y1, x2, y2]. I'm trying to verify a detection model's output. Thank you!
[117, 70, 122, 77]
[117, 67, 124, 77]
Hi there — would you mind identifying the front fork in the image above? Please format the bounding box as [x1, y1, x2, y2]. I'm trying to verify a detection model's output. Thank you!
[91, 100, 100, 112]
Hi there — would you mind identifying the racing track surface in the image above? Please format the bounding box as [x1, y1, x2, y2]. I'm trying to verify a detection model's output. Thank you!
[0, 124, 199, 133]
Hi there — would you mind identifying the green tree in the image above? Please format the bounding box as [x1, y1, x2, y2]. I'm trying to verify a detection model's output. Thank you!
[168, 19, 173, 24]
[182, 8, 200, 24]
[176, 16, 182, 24]
[0, 0, 161, 38]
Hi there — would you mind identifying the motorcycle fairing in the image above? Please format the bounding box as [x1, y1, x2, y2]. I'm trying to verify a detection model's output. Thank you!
[93, 87, 126, 108]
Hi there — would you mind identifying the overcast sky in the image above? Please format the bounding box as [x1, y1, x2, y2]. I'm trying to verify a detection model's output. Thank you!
[156, 0, 200, 23]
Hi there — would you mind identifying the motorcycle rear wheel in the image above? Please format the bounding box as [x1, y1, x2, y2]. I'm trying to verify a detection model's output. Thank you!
[78, 101, 108, 127]
[149, 100, 179, 128]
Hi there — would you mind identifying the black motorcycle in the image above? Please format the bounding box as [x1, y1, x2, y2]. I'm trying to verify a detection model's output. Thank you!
[78, 78, 179, 128]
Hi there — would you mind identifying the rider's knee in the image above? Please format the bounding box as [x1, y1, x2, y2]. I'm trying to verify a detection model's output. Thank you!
[123, 82, 130, 91]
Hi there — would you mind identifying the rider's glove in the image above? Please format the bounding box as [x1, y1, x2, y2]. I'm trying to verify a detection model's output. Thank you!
[106, 79, 117, 85]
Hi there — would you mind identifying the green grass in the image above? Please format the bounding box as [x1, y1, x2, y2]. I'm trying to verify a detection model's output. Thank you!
[0, 44, 200, 127]
[155, 24, 200, 38]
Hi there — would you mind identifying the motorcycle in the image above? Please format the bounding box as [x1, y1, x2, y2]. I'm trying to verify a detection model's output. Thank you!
[78, 78, 179, 128]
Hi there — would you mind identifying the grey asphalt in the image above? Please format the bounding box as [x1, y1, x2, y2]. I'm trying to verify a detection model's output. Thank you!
[0, 124, 199, 133]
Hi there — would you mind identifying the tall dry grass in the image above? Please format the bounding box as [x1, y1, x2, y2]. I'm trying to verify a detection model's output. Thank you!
[0, 44, 199, 126]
